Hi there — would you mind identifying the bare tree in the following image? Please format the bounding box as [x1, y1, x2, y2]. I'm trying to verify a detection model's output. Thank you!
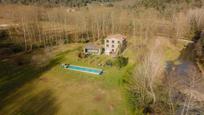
[133, 39, 165, 106]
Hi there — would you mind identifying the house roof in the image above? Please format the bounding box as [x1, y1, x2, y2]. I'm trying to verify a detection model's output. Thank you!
[106, 34, 127, 40]
[84, 43, 101, 49]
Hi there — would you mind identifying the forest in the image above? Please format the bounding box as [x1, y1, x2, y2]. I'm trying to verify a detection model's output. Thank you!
[0, 0, 204, 115]
[0, 0, 119, 7]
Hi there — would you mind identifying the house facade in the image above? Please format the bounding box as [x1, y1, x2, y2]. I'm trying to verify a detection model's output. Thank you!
[84, 43, 102, 55]
[104, 34, 127, 55]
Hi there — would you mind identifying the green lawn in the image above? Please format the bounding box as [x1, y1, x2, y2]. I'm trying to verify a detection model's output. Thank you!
[0, 43, 135, 115]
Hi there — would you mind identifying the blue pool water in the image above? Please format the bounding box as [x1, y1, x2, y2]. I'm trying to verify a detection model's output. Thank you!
[62, 64, 103, 75]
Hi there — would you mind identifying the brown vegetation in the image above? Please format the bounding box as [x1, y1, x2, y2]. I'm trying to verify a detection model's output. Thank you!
[1, 3, 204, 52]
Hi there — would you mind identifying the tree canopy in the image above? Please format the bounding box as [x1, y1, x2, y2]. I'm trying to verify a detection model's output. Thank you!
[0, 0, 120, 7]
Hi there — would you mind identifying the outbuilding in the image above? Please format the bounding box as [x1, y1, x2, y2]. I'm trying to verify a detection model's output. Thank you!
[84, 43, 102, 55]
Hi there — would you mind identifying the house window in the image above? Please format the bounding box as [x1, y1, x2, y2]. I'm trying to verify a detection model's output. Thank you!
[112, 45, 114, 48]
[112, 40, 114, 43]
[106, 40, 109, 43]
[106, 44, 109, 47]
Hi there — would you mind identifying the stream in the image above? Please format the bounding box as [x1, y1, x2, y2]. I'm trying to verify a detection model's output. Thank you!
[165, 34, 204, 114]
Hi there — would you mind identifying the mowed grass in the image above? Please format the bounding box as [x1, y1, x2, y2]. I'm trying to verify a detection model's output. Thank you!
[0, 43, 135, 115]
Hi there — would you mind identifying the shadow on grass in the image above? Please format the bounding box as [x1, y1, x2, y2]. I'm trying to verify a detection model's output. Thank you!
[0, 47, 79, 114]
[15, 89, 58, 115]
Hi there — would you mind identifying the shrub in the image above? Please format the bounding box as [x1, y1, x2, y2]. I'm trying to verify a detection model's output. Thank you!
[14, 56, 30, 66]
[10, 45, 24, 53]
[114, 56, 128, 68]
[106, 3, 114, 7]
[105, 59, 113, 66]
[0, 48, 14, 58]
[78, 52, 87, 58]
[0, 30, 8, 39]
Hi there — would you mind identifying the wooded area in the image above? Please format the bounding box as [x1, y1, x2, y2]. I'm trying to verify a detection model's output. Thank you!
[0, 0, 119, 7]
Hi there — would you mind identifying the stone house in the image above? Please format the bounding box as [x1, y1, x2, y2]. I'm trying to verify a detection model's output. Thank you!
[104, 34, 127, 55]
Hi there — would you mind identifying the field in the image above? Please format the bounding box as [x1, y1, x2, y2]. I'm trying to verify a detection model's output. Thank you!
[0, 42, 136, 115]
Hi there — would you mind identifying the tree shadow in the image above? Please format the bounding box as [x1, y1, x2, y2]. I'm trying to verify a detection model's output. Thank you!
[0, 47, 79, 114]
[0, 57, 62, 114]
[14, 89, 59, 115]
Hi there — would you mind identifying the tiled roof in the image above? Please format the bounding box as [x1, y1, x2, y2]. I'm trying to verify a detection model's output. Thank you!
[85, 43, 101, 49]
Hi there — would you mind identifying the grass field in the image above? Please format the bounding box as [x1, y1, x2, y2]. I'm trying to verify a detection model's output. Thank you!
[0, 43, 135, 115]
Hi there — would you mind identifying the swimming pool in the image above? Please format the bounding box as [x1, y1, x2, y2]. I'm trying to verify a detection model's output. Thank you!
[62, 64, 103, 75]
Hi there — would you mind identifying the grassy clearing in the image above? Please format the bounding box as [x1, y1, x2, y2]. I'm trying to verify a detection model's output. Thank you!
[0, 42, 136, 115]
[0, 36, 185, 115]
